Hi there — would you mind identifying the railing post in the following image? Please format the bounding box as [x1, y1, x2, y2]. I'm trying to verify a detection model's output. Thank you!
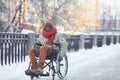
[111, 35, 114, 44]
[103, 35, 106, 45]
[93, 35, 97, 47]
[80, 34, 84, 49]
[116, 35, 119, 43]
[27, 33, 36, 55]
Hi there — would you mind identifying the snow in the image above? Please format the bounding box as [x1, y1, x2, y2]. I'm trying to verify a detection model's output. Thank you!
[21, 29, 35, 34]
[73, 31, 120, 35]
[0, 43, 120, 80]
[0, 58, 30, 80]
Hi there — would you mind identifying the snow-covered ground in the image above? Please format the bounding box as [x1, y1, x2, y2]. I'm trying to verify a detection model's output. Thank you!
[0, 43, 120, 80]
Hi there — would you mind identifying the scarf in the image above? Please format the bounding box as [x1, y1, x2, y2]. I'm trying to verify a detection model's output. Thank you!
[42, 27, 57, 45]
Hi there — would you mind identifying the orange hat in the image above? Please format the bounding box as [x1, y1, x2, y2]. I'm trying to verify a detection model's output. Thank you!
[44, 21, 53, 28]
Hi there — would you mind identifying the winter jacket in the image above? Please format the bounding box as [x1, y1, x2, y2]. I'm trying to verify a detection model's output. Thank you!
[35, 32, 67, 57]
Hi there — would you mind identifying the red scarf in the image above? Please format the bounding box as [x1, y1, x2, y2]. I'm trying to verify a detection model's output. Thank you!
[42, 27, 57, 45]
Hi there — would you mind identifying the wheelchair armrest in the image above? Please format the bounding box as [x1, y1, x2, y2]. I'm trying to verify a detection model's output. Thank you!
[34, 43, 42, 46]
[53, 43, 60, 47]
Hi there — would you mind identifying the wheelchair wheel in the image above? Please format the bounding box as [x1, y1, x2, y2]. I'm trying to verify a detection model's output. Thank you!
[56, 54, 68, 79]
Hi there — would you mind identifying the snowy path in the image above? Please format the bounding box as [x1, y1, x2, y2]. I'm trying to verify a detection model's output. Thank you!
[66, 44, 120, 80]
[0, 44, 120, 80]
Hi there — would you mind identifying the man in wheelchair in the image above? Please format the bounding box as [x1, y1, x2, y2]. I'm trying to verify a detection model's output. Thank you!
[28, 21, 67, 75]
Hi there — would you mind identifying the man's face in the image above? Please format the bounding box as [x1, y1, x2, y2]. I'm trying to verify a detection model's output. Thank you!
[45, 26, 51, 32]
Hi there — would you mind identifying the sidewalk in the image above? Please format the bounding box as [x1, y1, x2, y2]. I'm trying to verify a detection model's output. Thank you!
[0, 43, 120, 80]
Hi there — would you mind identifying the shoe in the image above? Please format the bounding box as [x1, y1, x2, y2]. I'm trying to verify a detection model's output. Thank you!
[25, 69, 37, 75]
[30, 69, 38, 73]
[35, 68, 43, 74]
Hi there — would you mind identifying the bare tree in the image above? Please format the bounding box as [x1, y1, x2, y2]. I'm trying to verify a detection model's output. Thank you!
[30, 0, 76, 27]
[0, 0, 8, 32]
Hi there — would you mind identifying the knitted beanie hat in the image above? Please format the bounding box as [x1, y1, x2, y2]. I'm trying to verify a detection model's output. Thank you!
[44, 21, 53, 28]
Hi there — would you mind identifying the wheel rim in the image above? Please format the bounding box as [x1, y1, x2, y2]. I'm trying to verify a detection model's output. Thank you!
[56, 55, 68, 79]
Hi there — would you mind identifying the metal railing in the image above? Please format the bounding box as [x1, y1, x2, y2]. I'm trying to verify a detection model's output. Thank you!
[0, 32, 27, 65]
[0, 32, 120, 65]
[66, 34, 120, 52]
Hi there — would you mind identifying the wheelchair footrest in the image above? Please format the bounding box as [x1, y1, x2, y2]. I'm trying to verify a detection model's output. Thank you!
[39, 72, 50, 76]
[25, 69, 49, 77]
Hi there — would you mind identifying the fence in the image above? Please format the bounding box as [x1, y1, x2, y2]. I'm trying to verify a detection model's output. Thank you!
[66, 34, 120, 52]
[0, 32, 27, 65]
[0, 32, 120, 65]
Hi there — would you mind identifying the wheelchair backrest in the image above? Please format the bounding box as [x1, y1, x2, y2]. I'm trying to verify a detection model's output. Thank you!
[51, 43, 60, 59]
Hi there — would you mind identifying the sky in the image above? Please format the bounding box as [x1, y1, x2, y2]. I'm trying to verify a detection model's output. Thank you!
[0, 43, 120, 80]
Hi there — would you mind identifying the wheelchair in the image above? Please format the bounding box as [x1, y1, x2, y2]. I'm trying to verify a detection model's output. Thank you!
[25, 43, 68, 80]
